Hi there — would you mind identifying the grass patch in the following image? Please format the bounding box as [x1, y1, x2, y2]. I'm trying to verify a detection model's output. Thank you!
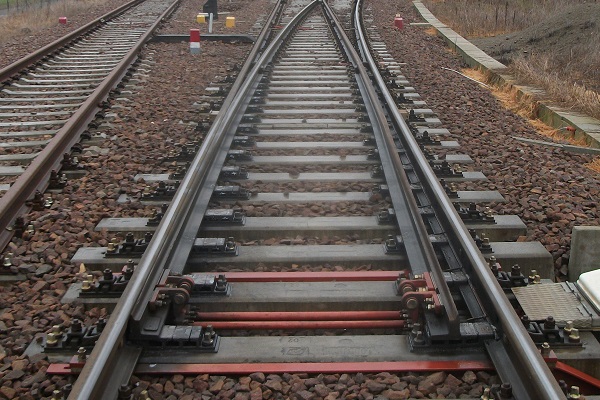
[462, 67, 599, 173]
[510, 53, 600, 120]
[0, 0, 107, 43]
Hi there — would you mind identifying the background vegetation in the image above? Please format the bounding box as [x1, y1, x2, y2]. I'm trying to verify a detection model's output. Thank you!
[423, 0, 600, 120]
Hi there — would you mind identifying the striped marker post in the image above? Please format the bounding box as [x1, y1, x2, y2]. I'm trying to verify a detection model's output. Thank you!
[190, 29, 201, 54]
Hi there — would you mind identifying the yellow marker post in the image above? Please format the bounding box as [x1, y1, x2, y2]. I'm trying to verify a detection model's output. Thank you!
[226, 16, 235, 28]
[197, 14, 206, 23]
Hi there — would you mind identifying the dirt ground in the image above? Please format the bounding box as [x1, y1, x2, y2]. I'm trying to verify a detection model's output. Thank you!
[470, 3, 600, 92]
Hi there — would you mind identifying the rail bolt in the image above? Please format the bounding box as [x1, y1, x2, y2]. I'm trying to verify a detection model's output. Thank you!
[569, 328, 580, 344]
[77, 347, 86, 362]
[2, 253, 12, 268]
[541, 342, 551, 356]
[45, 332, 58, 347]
[568, 386, 581, 399]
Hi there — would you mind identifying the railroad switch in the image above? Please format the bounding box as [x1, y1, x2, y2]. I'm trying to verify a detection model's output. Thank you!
[43, 319, 106, 352]
[146, 203, 169, 226]
[454, 203, 495, 224]
[232, 135, 256, 147]
[213, 185, 251, 200]
[138, 272, 223, 349]
[203, 209, 246, 225]
[141, 181, 179, 201]
[105, 232, 152, 257]
[192, 237, 239, 256]
[220, 165, 249, 180]
[227, 149, 253, 161]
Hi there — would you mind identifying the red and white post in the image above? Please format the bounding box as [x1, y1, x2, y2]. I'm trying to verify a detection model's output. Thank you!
[190, 29, 201, 54]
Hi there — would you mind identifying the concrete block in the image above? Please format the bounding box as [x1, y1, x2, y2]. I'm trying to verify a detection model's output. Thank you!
[569, 226, 600, 281]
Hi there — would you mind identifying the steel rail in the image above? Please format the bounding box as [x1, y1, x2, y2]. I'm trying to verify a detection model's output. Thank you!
[0, 0, 144, 83]
[67, 1, 292, 398]
[0, 0, 179, 253]
[353, 0, 564, 398]
[321, 1, 460, 336]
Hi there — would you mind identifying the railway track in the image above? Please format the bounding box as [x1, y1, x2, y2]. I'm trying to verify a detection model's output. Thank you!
[2, 0, 599, 399]
[0, 0, 179, 251]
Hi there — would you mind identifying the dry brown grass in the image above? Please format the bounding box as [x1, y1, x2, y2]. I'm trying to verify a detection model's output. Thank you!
[461, 68, 600, 173]
[510, 54, 600, 120]
[462, 67, 600, 173]
[422, 0, 593, 37]
[0, 0, 105, 43]
[584, 158, 600, 173]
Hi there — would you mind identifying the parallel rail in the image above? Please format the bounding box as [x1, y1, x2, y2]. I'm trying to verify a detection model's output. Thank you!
[0, 0, 180, 251]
